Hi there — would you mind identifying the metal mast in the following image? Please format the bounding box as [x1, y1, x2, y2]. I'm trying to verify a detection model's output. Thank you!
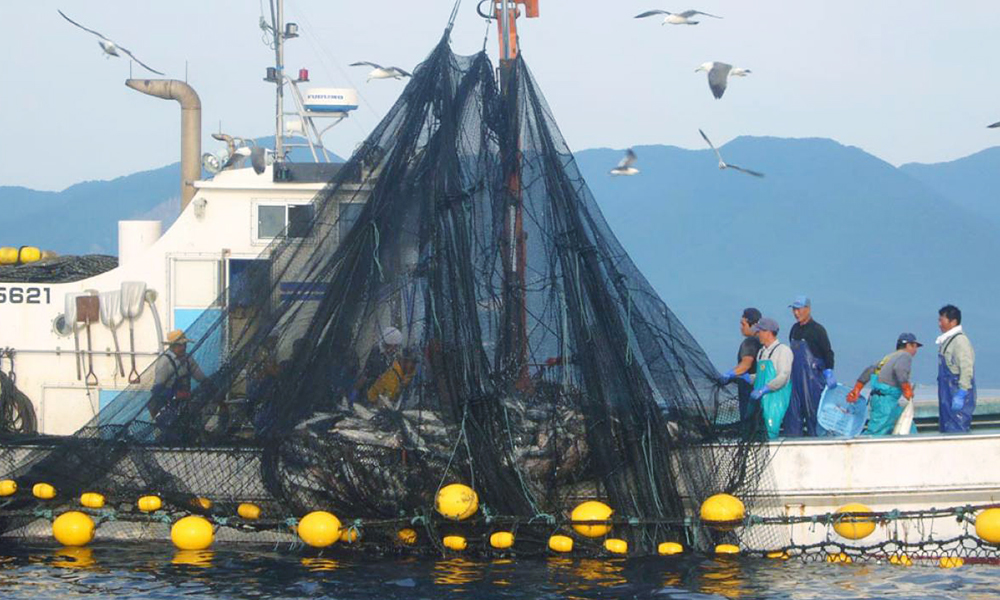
[272, 0, 286, 159]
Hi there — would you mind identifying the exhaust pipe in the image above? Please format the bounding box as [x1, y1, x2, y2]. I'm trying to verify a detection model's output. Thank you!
[125, 79, 201, 211]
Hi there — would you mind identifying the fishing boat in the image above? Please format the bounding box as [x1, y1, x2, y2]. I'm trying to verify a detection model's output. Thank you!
[2, 1, 999, 562]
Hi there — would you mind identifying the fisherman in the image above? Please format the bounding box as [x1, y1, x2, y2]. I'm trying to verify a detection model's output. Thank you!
[367, 348, 418, 408]
[936, 305, 976, 433]
[846, 333, 921, 435]
[719, 308, 763, 420]
[150, 329, 206, 420]
[786, 296, 836, 437]
[352, 326, 403, 405]
[747, 317, 793, 439]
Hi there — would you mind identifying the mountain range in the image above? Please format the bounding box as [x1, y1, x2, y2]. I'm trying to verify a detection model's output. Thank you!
[2, 137, 999, 386]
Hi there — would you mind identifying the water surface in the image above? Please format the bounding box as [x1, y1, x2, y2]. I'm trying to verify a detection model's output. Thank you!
[0, 543, 997, 599]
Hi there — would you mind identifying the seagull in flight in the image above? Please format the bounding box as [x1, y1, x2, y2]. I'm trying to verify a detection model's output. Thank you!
[610, 149, 639, 176]
[988, 121, 1000, 129]
[57, 10, 164, 76]
[349, 62, 412, 82]
[634, 9, 722, 25]
[695, 62, 750, 99]
[698, 129, 764, 178]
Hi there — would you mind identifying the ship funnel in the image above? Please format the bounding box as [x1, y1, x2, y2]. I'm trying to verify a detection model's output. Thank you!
[125, 79, 201, 211]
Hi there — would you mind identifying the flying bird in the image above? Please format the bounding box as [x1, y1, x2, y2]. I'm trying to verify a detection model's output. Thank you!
[349, 62, 412, 82]
[610, 149, 639, 176]
[988, 121, 1000, 129]
[698, 129, 764, 178]
[57, 10, 164, 76]
[695, 62, 750, 99]
[634, 9, 722, 25]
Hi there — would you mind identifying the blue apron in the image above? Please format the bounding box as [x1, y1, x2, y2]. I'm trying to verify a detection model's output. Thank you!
[865, 374, 904, 436]
[753, 347, 793, 440]
[785, 338, 826, 437]
[938, 335, 976, 433]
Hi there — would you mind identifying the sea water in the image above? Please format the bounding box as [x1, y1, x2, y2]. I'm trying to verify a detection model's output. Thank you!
[0, 543, 997, 599]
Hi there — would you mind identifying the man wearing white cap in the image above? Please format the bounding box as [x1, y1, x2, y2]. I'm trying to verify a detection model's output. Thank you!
[352, 326, 403, 404]
[786, 295, 836, 437]
[150, 329, 206, 419]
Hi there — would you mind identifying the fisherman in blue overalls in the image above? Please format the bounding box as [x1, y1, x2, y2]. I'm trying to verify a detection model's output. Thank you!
[846, 333, 921, 435]
[936, 304, 976, 433]
[785, 296, 836, 436]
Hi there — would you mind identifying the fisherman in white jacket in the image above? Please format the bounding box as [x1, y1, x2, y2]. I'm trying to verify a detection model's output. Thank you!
[936, 305, 976, 433]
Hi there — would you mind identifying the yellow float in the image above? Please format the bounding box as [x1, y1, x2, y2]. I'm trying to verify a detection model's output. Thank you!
[435, 484, 479, 521]
[32, 483, 56, 499]
[339, 527, 360, 543]
[571, 501, 613, 538]
[397, 528, 418, 545]
[700, 494, 745, 530]
[827, 552, 853, 564]
[0, 480, 16, 497]
[766, 550, 790, 560]
[138, 495, 162, 512]
[297, 511, 341, 548]
[192, 497, 213, 510]
[80, 492, 105, 509]
[889, 553, 912, 566]
[171, 516, 214, 551]
[940, 556, 964, 568]
[604, 538, 628, 555]
[0, 247, 17, 265]
[237, 503, 261, 520]
[489, 531, 514, 549]
[658, 542, 683, 556]
[52, 511, 95, 547]
[975, 507, 1000, 544]
[548, 534, 574, 553]
[443, 535, 467, 551]
[714, 544, 739, 555]
[833, 503, 876, 540]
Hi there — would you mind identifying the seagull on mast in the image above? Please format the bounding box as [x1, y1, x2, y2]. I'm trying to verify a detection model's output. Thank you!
[634, 9, 722, 25]
[610, 149, 640, 176]
[695, 62, 750, 99]
[349, 62, 412, 82]
[698, 129, 764, 178]
[57, 10, 164, 76]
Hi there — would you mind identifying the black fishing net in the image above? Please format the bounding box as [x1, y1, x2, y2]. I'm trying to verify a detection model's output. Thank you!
[0, 34, 778, 555]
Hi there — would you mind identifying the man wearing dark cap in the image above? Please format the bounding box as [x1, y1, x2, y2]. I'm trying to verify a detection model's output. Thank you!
[846, 333, 922, 435]
[747, 317, 793, 439]
[786, 295, 836, 437]
[720, 308, 763, 421]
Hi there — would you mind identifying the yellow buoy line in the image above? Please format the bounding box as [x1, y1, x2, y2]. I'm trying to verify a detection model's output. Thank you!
[4, 480, 1000, 564]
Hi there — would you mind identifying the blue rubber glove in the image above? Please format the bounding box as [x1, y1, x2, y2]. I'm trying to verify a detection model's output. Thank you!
[952, 389, 968, 411]
[717, 369, 735, 384]
[750, 388, 768, 401]
[723, 369, 736, 380]
[739, 373, 753, 384]
[823, 369, 837, 390]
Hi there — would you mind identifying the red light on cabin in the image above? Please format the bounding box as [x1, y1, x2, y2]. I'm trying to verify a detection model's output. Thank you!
[298, 68, 309, 82]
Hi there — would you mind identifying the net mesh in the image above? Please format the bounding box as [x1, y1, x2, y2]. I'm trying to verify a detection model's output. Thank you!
[0, 34, 777, 555]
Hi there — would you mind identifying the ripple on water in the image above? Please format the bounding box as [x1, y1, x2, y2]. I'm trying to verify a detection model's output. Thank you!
[0, 544, 998, 599]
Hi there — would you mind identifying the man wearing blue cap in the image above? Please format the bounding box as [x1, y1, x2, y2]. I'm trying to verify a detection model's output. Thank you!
[846, 333, 921, 435]
[786, 296, 836, 436]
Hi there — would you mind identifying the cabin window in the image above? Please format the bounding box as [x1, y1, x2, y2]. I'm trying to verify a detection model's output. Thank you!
[256, 203, 314, 240]
[338, 202, 365, 242]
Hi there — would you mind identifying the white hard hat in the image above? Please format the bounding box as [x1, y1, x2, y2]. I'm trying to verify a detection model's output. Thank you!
[381, 326, 403, 346]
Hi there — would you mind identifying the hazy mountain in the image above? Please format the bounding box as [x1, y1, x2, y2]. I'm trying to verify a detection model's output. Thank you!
[901, 147, 1000, 227]
[575, 138, 1000, 387]
[2, 136, 998, 385]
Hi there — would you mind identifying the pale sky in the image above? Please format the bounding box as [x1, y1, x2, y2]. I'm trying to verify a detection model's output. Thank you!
[3, 0, 1000, 191]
